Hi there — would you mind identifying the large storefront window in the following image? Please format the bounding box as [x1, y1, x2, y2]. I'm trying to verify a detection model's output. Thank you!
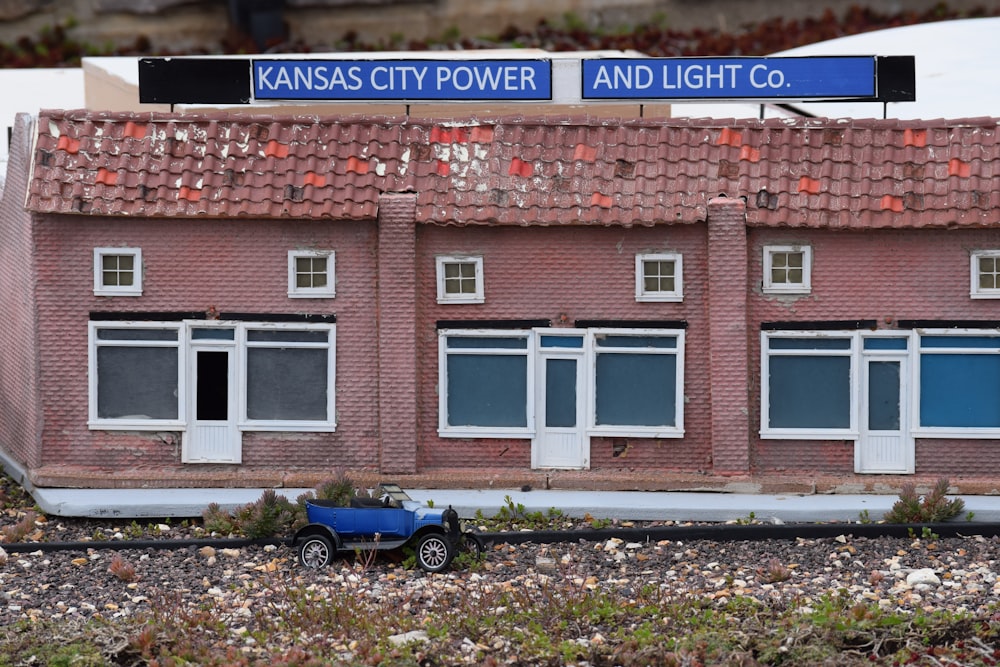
[593, 333, 680, 430]
[918, 334, 1000, 431]
[438, 328, 684, 439]
[89, 321, 336, 431]
[438, 333, 531, 435]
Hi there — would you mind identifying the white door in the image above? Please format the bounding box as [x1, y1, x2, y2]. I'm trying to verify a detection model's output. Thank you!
[857, 350, 913, 473]
[533, 332, 588, 469]
[183, 344, 241, 463]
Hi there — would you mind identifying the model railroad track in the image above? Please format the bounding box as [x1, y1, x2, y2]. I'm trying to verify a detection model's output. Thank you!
[4, 521, 1000, 555]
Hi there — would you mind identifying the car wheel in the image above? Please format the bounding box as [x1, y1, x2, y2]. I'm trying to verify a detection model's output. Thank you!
[298, 534, 334, 569]
[459, 532, 484, 559]
[415, 533, 454, 573]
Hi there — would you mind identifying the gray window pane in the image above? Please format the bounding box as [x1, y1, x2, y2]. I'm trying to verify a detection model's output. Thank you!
[97, 328, 177, 341]
[595, 353, 676, 426]
[97, 347, 178, 419]
[247, 348, 328, 420]
[545, 358, 577, 428]
[768, 356, 850, 428]
[447, 354, 527, 427]
[868, 361, 900, 431]
[247, 330, 328, 343]
[191, 328, 235, 340]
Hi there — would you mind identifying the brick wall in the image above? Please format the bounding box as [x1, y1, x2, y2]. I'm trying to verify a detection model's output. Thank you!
[0, 113, 41, 469]
[706, 196, 750, 473]
[747, 227, 1000, 477]
[412, 222, 715, 474]
[31, 215, 382, 478]
[377, 193, 418, 474]
[17, 177, 1000, 485]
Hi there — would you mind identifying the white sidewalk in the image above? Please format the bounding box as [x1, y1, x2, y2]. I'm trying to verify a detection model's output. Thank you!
[26, 485, 1000, 522]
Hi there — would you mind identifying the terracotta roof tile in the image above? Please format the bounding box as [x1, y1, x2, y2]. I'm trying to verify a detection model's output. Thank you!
[23, 110, 1000, 229]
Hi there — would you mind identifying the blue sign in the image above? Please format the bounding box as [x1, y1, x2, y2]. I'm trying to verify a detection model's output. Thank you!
[582, 57, 876, 100]
[253, 59, 552, 101]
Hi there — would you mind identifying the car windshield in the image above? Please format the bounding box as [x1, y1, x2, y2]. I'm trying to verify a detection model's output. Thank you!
[377, 483, 412, 506]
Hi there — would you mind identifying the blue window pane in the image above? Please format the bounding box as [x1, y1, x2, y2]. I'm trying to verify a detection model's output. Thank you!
[921, 336, 1000, 349]
[864, 338, 907, 350]
[447, 337, 527, 349]
[595, 353, 676, 426]
[540, 335, 584, 348]
[868, 361, 900, 430]
[192, 328, 236, 340]
[768, 356, 850, 428]
[447, 355, 527, 427]
[596, 335, 676, 349]
[920, 354, 1000, 427]
[545, 358, 577, 427]
[770, 338, 851, 350]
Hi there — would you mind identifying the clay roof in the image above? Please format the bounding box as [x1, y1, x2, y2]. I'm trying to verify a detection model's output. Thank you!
[24, 109, 1000, 229]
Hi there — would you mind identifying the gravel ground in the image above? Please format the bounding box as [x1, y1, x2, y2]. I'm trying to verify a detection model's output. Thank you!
[2, 518, 1000, 629]
[3, 492, 1000, 664]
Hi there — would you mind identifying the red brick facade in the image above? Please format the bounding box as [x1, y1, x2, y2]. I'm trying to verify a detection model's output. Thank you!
[5, 110, 1000, 492]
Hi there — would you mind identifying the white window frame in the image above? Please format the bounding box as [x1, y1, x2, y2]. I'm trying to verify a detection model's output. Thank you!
[288, 250, 335, 298]
[587, 328, 685, 438]
[89, 320, 336, 432]
[438, 329, 534, 438]
[635, 253, 683, 302]
[88, 321, 185, 429]
[760, 330, 860, 440]
[970, 250, 1000, 299]
[436, 255, 485, 304]
[762, 245, 812, 295]
[239, 322, 337, 431]
[94, 247, 142, 296]
[437, 327, 686, 440]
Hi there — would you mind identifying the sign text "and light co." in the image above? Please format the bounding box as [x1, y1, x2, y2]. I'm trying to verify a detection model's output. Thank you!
[582, 57, 876, 100]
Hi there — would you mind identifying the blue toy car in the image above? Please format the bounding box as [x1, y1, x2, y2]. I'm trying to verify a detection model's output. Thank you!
[294, 483, 483, 572]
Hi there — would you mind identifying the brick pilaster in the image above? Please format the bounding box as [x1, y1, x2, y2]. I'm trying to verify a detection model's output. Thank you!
[706, 196, 750, 473]
[376, 193, 418, 474]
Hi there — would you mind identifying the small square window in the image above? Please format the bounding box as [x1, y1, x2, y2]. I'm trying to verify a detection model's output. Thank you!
[436, 256, 484, 304]
[971, 251, 1000, 299]
[288, 250, 335, 298]
[763, 245, 812, 294]
[94, 248, 142, 296]
[635, 253, 683, 302]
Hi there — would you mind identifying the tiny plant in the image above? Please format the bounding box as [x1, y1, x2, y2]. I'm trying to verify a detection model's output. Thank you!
[759, 558, 791, 583]
[884, 478, 965, 523]
[0, 510, 38, 543]
[108, 553, 138, 583]
[315, 471, 357, 507]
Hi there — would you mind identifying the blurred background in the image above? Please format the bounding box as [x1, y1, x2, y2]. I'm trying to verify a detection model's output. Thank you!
[0, 0, 996, 64]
